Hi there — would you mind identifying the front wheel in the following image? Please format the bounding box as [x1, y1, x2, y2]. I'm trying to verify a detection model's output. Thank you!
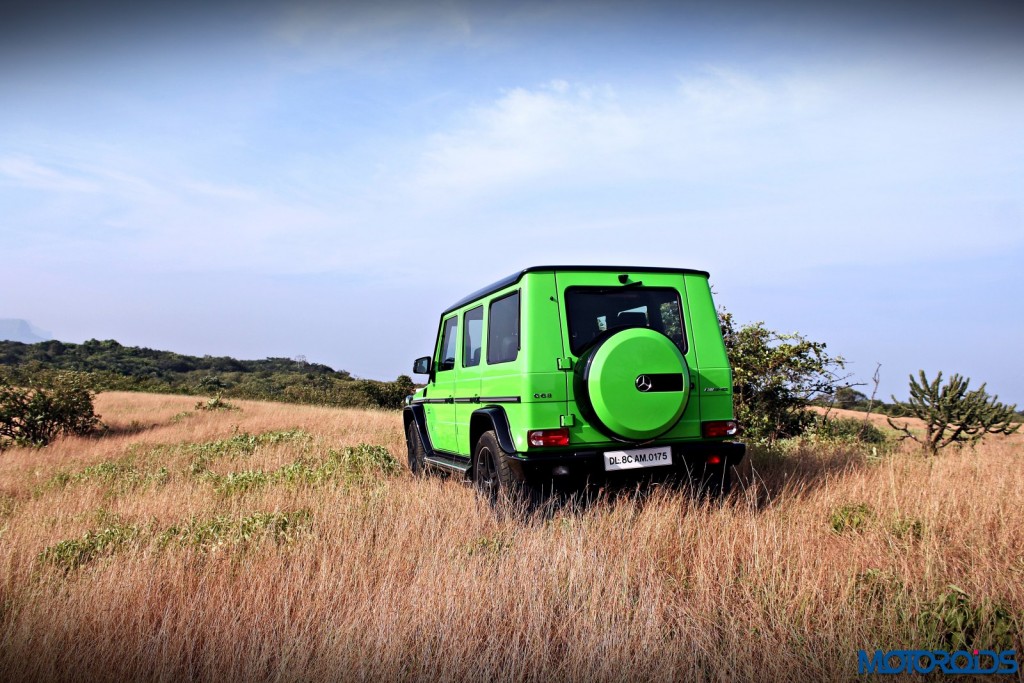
[406, 421, 427, 477]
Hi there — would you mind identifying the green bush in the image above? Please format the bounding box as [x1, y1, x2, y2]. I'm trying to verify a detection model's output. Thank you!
[811, 416, 888, 445]
[194, 395, 239, 412]
[720, 311, 846, 444]
[0, 371, 101, 448]
[890, 516, 925, 541]
[203, 443, 399, 495]
[917, 585, 1018, 650]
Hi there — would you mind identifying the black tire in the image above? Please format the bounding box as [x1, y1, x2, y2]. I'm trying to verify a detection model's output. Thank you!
[406, 421, 427, 477]
[473, 430, 531, 511]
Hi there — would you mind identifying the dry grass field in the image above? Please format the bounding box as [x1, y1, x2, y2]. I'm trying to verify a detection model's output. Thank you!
[1, 392, 1022, 681]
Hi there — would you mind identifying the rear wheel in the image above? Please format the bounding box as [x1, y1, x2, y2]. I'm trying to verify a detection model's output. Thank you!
[473, 430, 532, 511]
[406, 421, 427, 476]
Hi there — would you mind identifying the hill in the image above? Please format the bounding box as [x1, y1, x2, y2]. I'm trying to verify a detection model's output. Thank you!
[0, 339, 412, 410]
[0, 319, 50, 344]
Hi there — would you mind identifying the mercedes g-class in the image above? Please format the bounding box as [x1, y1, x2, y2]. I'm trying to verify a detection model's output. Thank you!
[403, 266, 745, 501]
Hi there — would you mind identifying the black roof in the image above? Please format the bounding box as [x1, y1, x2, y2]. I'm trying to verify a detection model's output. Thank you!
[441, 265, 710, 315]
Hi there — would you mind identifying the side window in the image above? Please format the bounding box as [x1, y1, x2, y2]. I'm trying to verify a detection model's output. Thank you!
[438, 317, 458, 372]
[463, 306, 483, 367]
[487, 291, 520, 364]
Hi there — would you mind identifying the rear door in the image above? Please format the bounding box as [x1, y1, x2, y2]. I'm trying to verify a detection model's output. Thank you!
[454, 305, 484, 455]
[555, 270, 701, 442]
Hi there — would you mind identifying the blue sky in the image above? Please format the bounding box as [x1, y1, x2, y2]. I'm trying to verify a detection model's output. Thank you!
[1, 1, 1022, 403]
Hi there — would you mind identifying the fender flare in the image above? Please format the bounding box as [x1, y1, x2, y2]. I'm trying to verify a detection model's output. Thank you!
[470, 406, 517, 455]
[402, 405, 435, 458]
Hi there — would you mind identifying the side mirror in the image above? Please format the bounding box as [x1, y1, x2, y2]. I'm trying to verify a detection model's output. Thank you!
[412, 356, 432, 375]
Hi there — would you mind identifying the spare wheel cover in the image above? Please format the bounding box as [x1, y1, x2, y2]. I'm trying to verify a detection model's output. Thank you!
[580, 327, 689, 441]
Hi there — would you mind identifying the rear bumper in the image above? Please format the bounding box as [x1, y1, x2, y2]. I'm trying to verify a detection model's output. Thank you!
[506, 440, 746, 485]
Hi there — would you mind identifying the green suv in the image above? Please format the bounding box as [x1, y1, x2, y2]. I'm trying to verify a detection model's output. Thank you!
[404, 266, 744, 500]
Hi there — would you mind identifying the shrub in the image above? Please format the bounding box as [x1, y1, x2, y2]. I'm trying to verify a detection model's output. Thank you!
[720, 310, 847, 444]
[811, 416, 888, 445]
[917, 585, 1018, 650]
[194, 395, 239, 412]
[890, 516, 925, 541]
[833, 386, 870, 410]
[356, 375, 416, 410]
[888, 371, 1019, 455]
[0, 371, 101, 448]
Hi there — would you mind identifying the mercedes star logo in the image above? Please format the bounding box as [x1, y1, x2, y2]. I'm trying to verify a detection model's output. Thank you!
[635, 375, 653, 392]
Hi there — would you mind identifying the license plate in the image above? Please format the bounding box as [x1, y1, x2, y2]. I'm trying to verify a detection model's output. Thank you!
[603, 445, 673, 471]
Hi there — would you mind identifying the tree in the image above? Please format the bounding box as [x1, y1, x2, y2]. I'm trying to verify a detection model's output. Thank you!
[0, 371, 101, 448]
[356, 375, 416, 410]
[720, 310, 848, 444]
[887, 371, 1019, 455]
[834, 386, 869, 410]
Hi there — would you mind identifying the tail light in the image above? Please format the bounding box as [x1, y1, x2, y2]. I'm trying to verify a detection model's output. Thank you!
[702, 420, 738, 438]
[706, 455, 722, 465]
[528, 428, 570, 447]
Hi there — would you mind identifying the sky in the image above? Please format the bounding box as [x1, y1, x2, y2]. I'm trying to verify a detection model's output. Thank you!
[1, 0, 1022, 403]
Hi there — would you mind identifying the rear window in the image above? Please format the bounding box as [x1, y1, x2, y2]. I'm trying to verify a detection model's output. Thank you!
[463, 306, 483, 367]
[565, 287, 685, 355]
[487, 291, 520, 364]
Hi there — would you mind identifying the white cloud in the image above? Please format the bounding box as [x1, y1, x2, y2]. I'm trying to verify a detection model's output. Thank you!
[410, 81, 642, 198]
[399, 66, 1023, 275]
[0, 156, 98, 193]
[407, 69, 841, 203]
[3, 65, 1021, 286]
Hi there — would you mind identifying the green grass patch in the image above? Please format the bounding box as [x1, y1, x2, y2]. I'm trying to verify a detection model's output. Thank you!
[156, 510, 312, 551]
[465, 532, 514, 558]
[829, 503, 875, 534]
[0, 492, 16, 519]
[204, 443, 398, 495]
[890, 516, 925, 541]
[47, 458, 169, 495]
[39, 509, 313, 570]
[177, 429, 312, 475]
[38, 521, 143, 571]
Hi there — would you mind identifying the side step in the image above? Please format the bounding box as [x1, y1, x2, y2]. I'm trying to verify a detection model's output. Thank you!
[425, 454, 471, 477]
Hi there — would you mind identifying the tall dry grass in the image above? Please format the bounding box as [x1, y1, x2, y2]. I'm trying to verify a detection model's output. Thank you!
[0, 392, 1021, 681]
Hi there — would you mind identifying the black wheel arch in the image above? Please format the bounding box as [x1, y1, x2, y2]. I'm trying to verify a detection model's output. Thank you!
[403, 405, 435, 458]
[470, 406, 517, 456]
